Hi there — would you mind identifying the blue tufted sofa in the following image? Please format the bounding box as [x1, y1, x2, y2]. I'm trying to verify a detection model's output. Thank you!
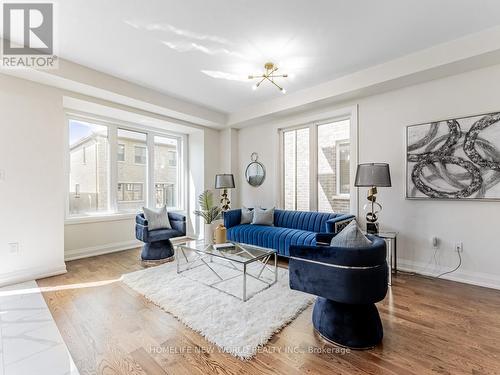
[224, 209, 355, 256]
[135, 212, 186, 262]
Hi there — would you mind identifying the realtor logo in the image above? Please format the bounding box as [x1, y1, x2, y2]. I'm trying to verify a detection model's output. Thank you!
[2, 2, 57, 68]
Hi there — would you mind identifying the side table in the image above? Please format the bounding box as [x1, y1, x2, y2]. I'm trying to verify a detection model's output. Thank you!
[364, 231, 398, 286]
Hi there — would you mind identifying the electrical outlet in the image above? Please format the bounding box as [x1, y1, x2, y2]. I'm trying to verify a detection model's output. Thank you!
[0, 169, 5, 181]
[8, 242, 19, 254]
[455, 242, 463, 253]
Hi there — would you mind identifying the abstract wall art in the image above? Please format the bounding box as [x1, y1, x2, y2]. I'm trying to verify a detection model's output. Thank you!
[406, 112, 500, 200]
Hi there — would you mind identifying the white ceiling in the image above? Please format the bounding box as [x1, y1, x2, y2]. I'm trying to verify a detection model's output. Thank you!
[51, 0, 500, 113]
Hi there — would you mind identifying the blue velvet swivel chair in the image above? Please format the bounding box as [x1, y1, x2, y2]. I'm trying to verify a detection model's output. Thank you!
[135, 212, 186, 262]
[289, 233, 388, 349]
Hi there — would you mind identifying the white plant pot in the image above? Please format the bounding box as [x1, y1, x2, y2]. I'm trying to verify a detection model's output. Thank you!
[204, 223, 214, 244]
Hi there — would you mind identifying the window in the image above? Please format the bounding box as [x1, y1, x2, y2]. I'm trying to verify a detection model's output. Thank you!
[117, 144, 125, 162]
[155, 183, 174, 207]
[336, 141, 350, 195]
[317, 120, 350, 212]
[154, 136, 179, 208]
[67, 116, 184, 218]
[117, 183, 143, 201]
[118, 129, 147, 212]
[68, 120, 109, 215]
[134, 146, 147, 164]
[283, 128, 309, 210]
[281, 118, 351, 214]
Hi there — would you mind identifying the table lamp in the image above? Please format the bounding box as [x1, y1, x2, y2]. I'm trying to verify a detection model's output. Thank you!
[354, 163, 392, 234]
[215, 174, 235, 211]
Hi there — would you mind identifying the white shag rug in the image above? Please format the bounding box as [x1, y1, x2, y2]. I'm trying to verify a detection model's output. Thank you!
[122, 260, 313, 359]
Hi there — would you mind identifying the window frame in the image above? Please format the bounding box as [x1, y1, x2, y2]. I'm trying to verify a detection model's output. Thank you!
[278, 106, 358, 215]
[65, 113, 186, 222]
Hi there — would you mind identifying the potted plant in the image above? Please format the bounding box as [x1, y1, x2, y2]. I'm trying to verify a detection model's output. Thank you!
[194, 190, 221, 244]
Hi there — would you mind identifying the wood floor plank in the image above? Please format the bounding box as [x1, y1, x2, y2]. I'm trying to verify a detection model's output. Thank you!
[37, 247, 500, 375]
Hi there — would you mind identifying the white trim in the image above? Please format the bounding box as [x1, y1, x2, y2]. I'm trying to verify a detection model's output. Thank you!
[398, 258, 500, 291]
[0, 264, 67, 287]
[109, 124, 118, 212]
[146, 135, 155, 207]
[350, 105, 359, 217]
[65, 212, 136, 225]
[65, 236, 192, 261]
[65, 240, 143, 261]
[310, 122, 318, 211]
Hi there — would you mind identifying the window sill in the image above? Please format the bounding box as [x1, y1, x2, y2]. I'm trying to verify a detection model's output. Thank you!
[65, 208, 186, 225]
[65, 212, 136, 225]
[331, 195, 350, 200]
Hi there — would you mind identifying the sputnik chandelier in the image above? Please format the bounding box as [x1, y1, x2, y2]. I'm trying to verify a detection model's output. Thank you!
[248, 62, 288, 93]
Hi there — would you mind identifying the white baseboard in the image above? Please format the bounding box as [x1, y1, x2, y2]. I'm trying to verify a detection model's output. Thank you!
[398, 258, 500, 291]
[0, 264, 67, 288]
[65, 240, 142, 261]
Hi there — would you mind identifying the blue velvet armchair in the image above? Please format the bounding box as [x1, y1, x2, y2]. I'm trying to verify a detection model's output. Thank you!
[135, 212, 186, 262]
[289, 233, 388, 349]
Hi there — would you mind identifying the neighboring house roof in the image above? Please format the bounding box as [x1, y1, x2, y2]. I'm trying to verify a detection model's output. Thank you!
[69, 132, 104, 151]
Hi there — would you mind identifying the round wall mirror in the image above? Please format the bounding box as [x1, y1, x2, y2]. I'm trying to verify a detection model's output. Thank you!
[245, 153, 266, 187]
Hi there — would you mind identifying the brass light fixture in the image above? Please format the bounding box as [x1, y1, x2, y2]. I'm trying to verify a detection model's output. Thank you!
[248, 62, 288, 93]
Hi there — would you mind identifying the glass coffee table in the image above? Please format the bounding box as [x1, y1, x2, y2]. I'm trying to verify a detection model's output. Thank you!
[176, 240, 278, 302]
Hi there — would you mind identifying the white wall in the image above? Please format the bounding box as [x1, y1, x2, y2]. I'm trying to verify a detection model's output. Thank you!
[219, 128, 240, 207]
[64, 218, 139, 260]
[238, 124, 280, 209]
[237, 63, 500, 289]
[0, 75, 66, 285]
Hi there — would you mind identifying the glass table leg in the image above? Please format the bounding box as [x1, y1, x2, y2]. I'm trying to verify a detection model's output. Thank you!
[243, 264, 247, 302]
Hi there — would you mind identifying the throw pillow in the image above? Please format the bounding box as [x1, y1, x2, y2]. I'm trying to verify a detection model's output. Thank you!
[143, 206, 172, 231]
[330, 220, 372, 248]
[251, 207, 275, 226]
[240, 207, 254, 224]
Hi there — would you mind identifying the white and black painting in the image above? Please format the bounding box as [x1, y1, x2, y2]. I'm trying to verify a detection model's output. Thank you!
[406, 112, 500, 199]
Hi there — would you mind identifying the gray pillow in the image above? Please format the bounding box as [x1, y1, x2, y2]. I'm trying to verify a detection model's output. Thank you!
[251, 207, 275, 226]
[143, 206, 171, 231]
[330, 220, 372, 248]
[240, 207, 253, 224]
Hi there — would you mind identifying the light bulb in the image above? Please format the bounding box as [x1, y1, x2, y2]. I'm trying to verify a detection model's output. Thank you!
[252, 84, 258, 91]
[281, 88, 287, 94]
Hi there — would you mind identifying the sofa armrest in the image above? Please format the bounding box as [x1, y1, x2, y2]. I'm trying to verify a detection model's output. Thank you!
[136, 213, 148, 226]
[325, 214, 355, 233]
[168, 212, 186, 235]
[135, 223, 149, 242]
[224, 209, 242, 229]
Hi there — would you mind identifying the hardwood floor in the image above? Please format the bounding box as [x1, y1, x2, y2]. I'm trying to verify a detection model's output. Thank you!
[37, 248, 500, 375]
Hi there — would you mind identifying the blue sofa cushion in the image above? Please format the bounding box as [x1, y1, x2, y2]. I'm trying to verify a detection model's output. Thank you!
[274, 209, 340, 233]
[147, 228, 184, 242]
[227, 224, 317, 257]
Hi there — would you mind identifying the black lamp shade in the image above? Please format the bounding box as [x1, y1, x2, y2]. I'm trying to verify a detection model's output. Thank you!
[215, 174, 235, 189]
[354, 163, 392, 187]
